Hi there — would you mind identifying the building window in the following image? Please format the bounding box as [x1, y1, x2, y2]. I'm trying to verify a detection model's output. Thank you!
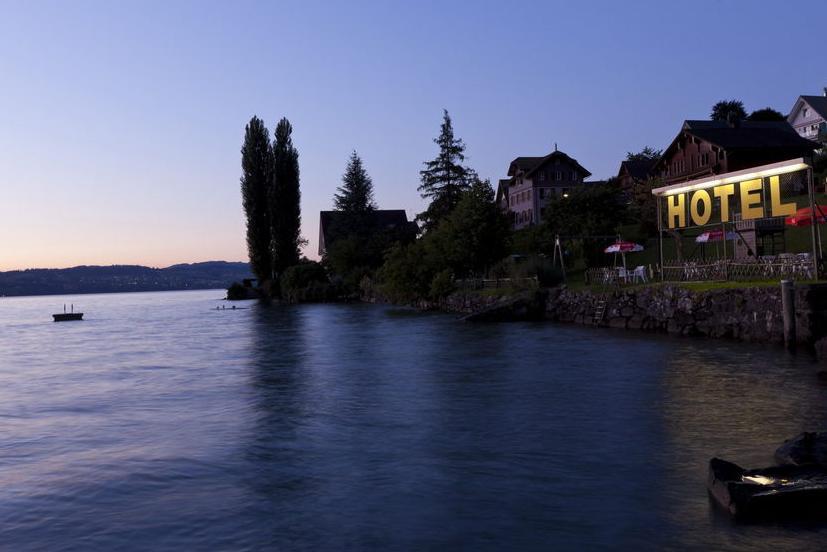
[804, 107, 809, 118]
[555, 171, 562, 181]
[539, 172, 545, 181]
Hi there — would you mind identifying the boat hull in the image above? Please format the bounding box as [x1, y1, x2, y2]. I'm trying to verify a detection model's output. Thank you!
[53, 313, 83, 322]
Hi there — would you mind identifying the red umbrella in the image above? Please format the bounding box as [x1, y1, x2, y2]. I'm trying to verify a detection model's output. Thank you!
[604, 241, 644, 253]
[785, 205, 827, 227]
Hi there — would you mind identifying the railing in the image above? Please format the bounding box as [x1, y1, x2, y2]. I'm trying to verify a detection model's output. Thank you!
[585, 266, 651, 287]
[660, 255, 816, 282]
[455, 277, 539, 290]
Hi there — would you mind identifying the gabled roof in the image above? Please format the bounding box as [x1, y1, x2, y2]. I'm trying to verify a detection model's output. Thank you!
[319, 210, 411, 255]
[653, 120, 818, 172]
[789, 95, 827, 122]
[617, 159, 655, 181]
[507, 150, 591, 178]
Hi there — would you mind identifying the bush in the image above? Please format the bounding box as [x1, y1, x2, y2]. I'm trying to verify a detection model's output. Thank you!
[429, 269, 455, 299]
[226, 281, 248, 300]
[279, 261, 335, 303]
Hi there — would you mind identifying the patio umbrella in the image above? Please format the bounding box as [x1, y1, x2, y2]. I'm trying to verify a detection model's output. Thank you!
[785, 205, 827, 227]
[695, 230, 737, 243]
[604, 241, 643, 269]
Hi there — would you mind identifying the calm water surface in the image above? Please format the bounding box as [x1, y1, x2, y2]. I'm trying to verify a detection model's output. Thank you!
[2, 289, 827, 550]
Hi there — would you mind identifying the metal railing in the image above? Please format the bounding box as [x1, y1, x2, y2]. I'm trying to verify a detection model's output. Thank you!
[455, 277, 539, 290]
[660, 255, 816, 282]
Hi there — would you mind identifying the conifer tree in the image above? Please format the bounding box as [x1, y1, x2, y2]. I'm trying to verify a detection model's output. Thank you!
[417, 110, 478, 231]
[334, 151, 376, 213]
[270, 117, 302, 278]
[240, 116, 273, 282]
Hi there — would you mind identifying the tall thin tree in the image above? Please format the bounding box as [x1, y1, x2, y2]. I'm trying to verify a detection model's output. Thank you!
[417, 110, 478, 231]
[271, 117, 302, 277]
[240, 116, 273, 282]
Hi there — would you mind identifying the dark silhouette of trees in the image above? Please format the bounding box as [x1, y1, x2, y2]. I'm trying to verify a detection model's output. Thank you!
[271, 118, 302, 280]
[417, 110, 478, 231]
[333, 151, 376, 238]
[748, 107, 786, 121]
[710, 100, 747, 122]
[240, 116, 273, 282]
[625, 147, 662, 162]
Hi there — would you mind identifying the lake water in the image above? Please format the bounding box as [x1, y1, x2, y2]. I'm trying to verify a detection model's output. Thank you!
[2, 289, 827, 550]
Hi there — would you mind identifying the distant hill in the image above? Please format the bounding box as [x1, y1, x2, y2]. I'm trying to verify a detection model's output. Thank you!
[0, 261, 253, 297]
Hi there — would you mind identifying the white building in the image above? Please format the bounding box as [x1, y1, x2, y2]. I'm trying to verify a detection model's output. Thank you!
[787, 90, 827, 143]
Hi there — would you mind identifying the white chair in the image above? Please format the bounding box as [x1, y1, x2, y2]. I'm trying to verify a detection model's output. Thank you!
[633, 266, 647, 283]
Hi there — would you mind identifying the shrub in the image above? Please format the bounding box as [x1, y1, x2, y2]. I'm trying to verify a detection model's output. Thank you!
[279, 261, 334, 303]
[429, 269, 455, 299]
[226, 281, 248, 300]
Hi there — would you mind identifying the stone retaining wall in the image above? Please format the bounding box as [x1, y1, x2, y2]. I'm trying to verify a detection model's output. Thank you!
[435, 284, 827, 347]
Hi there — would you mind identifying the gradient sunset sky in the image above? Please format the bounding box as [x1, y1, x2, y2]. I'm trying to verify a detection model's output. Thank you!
[1, 0, 825, 270]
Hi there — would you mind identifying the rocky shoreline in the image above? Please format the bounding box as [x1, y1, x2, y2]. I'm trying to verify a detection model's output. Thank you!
[406, 283, 827, 353]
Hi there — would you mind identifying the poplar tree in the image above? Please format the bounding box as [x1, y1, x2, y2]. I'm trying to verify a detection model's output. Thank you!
[417, 110, 478, 231]
[271, 117, 302, 277]
[240, 116, 273, 282]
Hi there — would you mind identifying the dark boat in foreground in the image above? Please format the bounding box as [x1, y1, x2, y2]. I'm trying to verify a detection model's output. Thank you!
[708, 457, 827, 518]
[53, 304, 83, 322]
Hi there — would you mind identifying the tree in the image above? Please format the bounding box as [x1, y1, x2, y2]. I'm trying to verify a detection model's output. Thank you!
[334, 151, 376, 213]
[332, 151, 376, 239]
[417, 110, 478, 231]
[626, 147, 662, 162]
[748, 107, 786, 122]
[240, 116, 273, 282]
[270, 118, 302, 280]
[710, 100, 747, 122]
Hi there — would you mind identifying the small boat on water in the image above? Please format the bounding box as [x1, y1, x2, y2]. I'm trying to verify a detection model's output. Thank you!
[708, 457, 827, 518]
[53, 304, 83, 322]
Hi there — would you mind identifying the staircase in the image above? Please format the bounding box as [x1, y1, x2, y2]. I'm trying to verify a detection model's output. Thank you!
[593, 298, 607, 325]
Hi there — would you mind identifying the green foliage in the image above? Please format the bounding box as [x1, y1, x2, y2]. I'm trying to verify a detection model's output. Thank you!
[240, 116, 273, 282]
[748, 107, 786, 121]
[544, 180, 627, 239]
[626, 147, 661, 162]
[429, 269, 455, 299]
[510, 225, 553, 255]
[226, 282, 248, 301]
[279, 261, 334, 303]
[377, 180, 512, 302]
[334, 151, 376, 216]
[710, 99, 747, 122]
[417, 110, 478, 231]
[271, 118, 302, 279]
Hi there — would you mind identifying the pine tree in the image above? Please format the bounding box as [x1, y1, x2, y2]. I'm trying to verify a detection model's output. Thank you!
[270, 117, 302, 278]
[240, 116, 273, 282]
[417, 110, 478, 231]
[334, 151, 376, 213]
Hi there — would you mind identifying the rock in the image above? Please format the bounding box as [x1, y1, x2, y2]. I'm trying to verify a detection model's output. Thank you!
[775, 432, 827, 467]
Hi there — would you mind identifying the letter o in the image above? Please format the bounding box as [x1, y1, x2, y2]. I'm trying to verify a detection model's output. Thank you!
[690, 190, 712, 226]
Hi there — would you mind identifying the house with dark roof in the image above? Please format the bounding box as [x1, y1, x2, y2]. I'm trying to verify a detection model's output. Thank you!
[652, 119, 819, 186]
[616, 158, 656, 194]
[318, 210, 413, 256]
[498, 148, 593, 229]
[787, 90, 827, 144]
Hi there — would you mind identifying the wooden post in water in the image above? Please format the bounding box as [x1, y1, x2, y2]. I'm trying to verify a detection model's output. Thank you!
[781, 279, 796, 351]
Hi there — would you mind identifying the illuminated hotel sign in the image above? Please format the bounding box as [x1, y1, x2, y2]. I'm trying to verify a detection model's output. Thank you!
[651, 159, 811, 230]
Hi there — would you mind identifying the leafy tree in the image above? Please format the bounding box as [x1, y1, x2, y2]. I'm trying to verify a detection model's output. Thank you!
[240, 116, 273, 282]
[710, 99, 747, 122]
[270, 118, 302, 281]
[748, 107, 786, 122]
[280, 261, 334, 303]
[626, 147, 662, 162]
[544, 180, 629, 266]
[417, 110, 478, 231]
[426, 179, 512, 276]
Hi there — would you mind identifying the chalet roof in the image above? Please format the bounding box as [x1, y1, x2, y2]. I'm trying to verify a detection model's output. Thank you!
[617, 159, 655, 181]
[318, 209, 411, 255]
[798, 95, 827, 120]
[507, 150, 591, 178]
[653, 120, 818, 172]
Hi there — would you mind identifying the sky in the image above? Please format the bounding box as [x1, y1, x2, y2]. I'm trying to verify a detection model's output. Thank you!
[1, 0, 825, 271]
